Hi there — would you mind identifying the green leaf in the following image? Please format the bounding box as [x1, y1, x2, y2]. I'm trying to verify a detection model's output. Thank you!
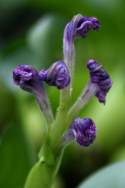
[78, 161, 125, 188]
[24, 138, 64, 188]
[25, 144, 56, 188]
[25, 161, 54, 188]
[0, 122, 32, 188]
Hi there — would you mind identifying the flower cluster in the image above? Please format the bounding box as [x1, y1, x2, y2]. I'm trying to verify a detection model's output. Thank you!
[13, 14, 112, 148]
[13, 61, 70, 92]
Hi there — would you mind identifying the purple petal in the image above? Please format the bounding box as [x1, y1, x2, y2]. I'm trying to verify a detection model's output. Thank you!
[87, 59, 112, 104]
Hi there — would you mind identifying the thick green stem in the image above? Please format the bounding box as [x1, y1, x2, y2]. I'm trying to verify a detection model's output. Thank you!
[68, 83, 97, 120]
[25, 138, 65, 188]
[24, 160, 54, 188]
[50, 102, 69, 147]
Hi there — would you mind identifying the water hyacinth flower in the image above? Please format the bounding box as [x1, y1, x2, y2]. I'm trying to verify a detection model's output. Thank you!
[75, 16, 100, 38]
[13, 64, 53, 123]
[13, 64, 42, 94]
[39, 60, 70, 89]
[63, 14, 100, 94]
[68, 59, 112, 118]
[64, 15, 100, 49]
[64, 15, 100, 56]
[87, 59, 112, 104]
[65, 118, 96, 147]
[64, 15, 100, 42]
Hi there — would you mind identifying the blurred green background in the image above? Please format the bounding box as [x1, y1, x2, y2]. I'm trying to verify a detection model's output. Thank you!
[0, 0, 125, 187]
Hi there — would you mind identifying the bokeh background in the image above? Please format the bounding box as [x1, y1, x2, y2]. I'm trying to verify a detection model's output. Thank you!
[0, 0, 125, 187]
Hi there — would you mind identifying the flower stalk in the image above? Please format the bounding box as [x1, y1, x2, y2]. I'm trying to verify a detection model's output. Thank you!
[68, 83, 97, 118]
[34, 88, 54, 125]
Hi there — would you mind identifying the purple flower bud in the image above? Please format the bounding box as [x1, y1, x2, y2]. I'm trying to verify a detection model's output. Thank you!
[76, 16, 100, 37]
[13, 64, 42, 94]
[87, 59, 112, 103]
[39, 61, 70, 89]
[63, 14, 100, 86]
[13, 64, 54, 123]
[66, 118, 96, 147]
[64, 14, 100, 42]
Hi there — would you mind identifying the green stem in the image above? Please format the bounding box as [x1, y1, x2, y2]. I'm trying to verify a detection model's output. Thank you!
[50, 103, 69, 147]
[25, 136, 65, 188]
[52, 147, 65, 181]
[68, 83, 97, 120]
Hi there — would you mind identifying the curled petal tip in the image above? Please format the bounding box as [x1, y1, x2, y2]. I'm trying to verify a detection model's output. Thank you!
[87, 59, 112, 103]
[42, 60, 70, 89]
[75, 15, 100, 37]
[13, 64, 42, 93]
[64, 15, 100, 42]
